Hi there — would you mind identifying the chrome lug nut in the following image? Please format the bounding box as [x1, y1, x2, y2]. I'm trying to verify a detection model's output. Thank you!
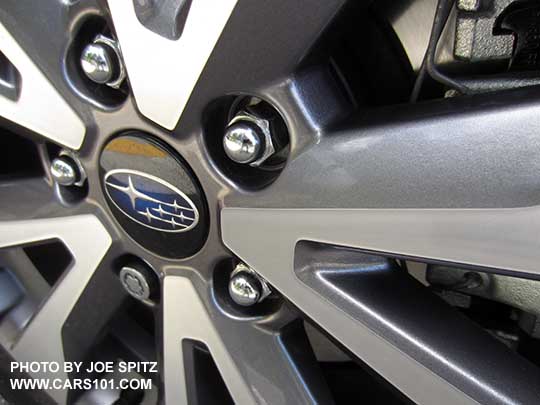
[50, 156, 79, 186]
[81, 43, 115, 84]
[223, 111, 275, 167]
[228, 263, 271, 306]
[51, 151, 86, 187]
[80, 35, 125, 88]
[223, 121, 263, 164]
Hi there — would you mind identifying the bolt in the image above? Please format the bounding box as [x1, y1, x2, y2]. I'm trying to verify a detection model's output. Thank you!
[51, 156, 80, 186]
[119, 265, 156, 302]
[223, 111, 275, 167]
[228, 263, 271, 306]
[80, 35, 125, 88]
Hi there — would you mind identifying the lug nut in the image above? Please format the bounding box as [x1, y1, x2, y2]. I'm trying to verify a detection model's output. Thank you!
[51, 156, 80, 186]
[228, 263, 271, 306]
[81, 43, 115, 84]
[223, 111, 275, 167]
[80, 35, 125, 88]
[119, 264, 157, 302]
[223, 121, 263, 164]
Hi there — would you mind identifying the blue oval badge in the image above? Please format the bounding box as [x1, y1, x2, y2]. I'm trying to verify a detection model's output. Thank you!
[104, 169, 199, 233]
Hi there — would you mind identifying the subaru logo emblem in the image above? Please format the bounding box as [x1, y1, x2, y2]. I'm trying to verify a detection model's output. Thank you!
[104, 169, 199, 233]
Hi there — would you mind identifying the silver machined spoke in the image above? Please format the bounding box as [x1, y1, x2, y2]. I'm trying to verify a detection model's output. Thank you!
[223, 206, 540, 278]
[0, 215, 111, 404]
[221, 207, 540, 404]
[0, 21, 85, 149]
[163, 275, 331, 404]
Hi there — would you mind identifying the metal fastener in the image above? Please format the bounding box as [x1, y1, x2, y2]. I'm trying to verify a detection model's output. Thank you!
[223, 111, 275, 167]
[81, 35, 126, 88]
[228, 263, 271, 306]
[51, 156, 79, 186]
[119, 265, 156, 302]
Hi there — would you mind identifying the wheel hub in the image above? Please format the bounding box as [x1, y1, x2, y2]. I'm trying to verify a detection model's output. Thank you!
[100, 133, 209, 258]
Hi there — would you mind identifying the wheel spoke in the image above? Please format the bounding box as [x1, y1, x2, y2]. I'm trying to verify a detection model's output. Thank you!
[107, 0, 238, 130]
[223, 89, 540, 278]
[0, 215, 111, 404]
[0, 247, 50, 305]
[0, 20, 85, 149]
[221, 216, 540, 405]
[224, 206, 540, 278]
[222, 93, 540, 403]
[108, 0, 347, 131]
[163, 275, 332, 404]
[0, 178, 64, 221]
[235, 89, 540, 210]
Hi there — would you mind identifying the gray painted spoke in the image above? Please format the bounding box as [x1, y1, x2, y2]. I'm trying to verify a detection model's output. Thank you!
[207, 313, 333, 404]
[0, 178, 63, 221]
[0, 215, 111, 404]
[231, 90, 540, 210]
[0, 247, 50, 303]
[163, 275, 331, 404]
[294, 242, 540, 405]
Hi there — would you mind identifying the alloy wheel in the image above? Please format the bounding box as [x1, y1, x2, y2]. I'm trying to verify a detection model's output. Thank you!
[2, 0, 540, 404]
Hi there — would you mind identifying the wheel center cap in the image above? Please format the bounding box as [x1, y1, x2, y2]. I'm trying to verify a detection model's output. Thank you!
[100, 133, 208, 258]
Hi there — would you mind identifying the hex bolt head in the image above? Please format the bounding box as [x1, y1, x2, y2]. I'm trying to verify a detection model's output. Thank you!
[50, 156, 80, 186]
[81, 42, 117, 84]
[119, 265, 156, 302]
[228, 263, 271, 306]
[223, 121, 263, 164]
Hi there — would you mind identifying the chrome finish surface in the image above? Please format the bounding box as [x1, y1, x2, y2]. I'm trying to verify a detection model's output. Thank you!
[58, 150, 87, 187]
[223, 121, 263, 164]
[229, 272, 261, 306]
[81, 35, 126, 89]
[92, 35, 126, 89]
[80, 43, 115, 84]
[227, 111, 275, 167]
[103, 169, 200, 233]
[50, 156, 79, 186]
[228, 263, 271, 306]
